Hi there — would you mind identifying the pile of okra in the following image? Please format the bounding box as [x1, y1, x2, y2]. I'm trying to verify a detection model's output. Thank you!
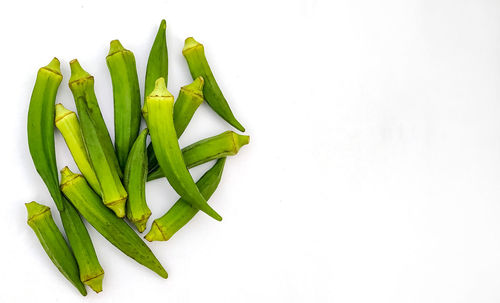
[26, 20, 249, 295]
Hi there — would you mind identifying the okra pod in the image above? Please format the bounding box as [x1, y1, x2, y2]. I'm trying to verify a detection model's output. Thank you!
[106, 40, 142, 171]
[183, 37, 245, 132]
[146, 76, 205, 173]
[60, 198, 104, 293]
[26, 201, 87, 296]
[145, 19, 168, 100]
[60, 167, 168, 279]
[55, 103, 101, 194]
[27, 58, 64, 210]
[124, 129, 151, 232]
[146, 158, 226, 242]
[148, 131, 249, 181]
[145, 78, 222, 221]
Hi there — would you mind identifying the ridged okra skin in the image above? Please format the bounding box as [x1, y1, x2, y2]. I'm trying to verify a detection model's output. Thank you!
[26, 201, 87, 296]
[145, 19, 168, 100]
[55, 104, 101, 194]
[148, 131, 249, 181]
[146, 76, 205, 173]
[183, 37, 245, 132]
[145, 78, 222, 221]
[124, 129, 151, 232]
[146, 158, 226, 242]
[60, 167, 168, 279]
[60, 198, 104, 293]
[27, 58, 64, 210]
[106, 40, 142, 171]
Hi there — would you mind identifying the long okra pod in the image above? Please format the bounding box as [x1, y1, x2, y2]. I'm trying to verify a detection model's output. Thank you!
[145, 19, 168, 100]
[106, 40, 142, 171]
[124, 129, 151, 232]
[145, 78, 222, 221]
[146, 158, 226, 242]
[26, 201, 87, 296]
[60, 167, 168, 279]
[60, 198, 104, 293]
[183, 37, 245, 132]
[148, 131, 249, 181]
[55, 104, 101, 194]
[146, 76, 205, 173]
[27, 58, 64, 210]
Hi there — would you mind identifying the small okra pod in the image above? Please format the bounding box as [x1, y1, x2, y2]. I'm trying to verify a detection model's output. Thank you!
[145, 19, 168, 100]
[60, 198, 104, 293]
[26, 201, 87, 296]
[60, 167, 168, 279]
[183, 37, 245, 132]
[124, 129, 151, 232]
[145, 78, 222, 221]
[27, 58, 64, 210]
[146, 158, 226, 242]
[106, 40, 142, 171]
[55, 104, 101, 194]
[146, 76, 205, 173]
[148, 131, 249, 181]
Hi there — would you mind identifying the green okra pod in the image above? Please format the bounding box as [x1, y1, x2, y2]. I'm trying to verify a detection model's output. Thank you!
[145, 78, 222, 221]
[60, 198, 104, 293]
[146, 158, 226, 242]
[145, 19, 168, 100]
[26, 201, 87, 296]
[106, 40, 142, 171]
[124, 129, 151, 232]
[183, 37, 245, 132]
[148, 131, 249, 181]
[27, 58, 64, 210]
[60, 167, 168, 279]
[55, 104, 101, 194]
[146, 76, 205, 173]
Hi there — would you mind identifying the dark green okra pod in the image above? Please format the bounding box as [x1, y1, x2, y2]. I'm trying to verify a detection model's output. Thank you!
[60, 167, 168, 279]
[146, 76, 205, 173]
[148, 131, 249, 181]
[60, 198, 104, 293]
[145, 78, 222, 221]
[124, 129, 151, 232]
[183, 37, 245, 132]
[145, 19, 168, 99]
[146, 158, 226, 242]
[26, 201, 87, 296]
[106, 40, 142, 171]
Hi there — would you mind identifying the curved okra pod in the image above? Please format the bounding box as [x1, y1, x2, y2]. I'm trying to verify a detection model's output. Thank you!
[124, 129, 151, 232]
[183, 37, 245, 132]
[55, 104, 101, 194]
[145, 78, 222, 221]
[60, 167, 168, 279]
[106, 40, 142, 171]
[145, 19, 168, 100]
[146, 76, 205, 173]
[26, 201, 87, 296]
[146, 158, 226, 242]
[27, 58, 64, 210]
[148, 131, 249, 181]
[60, 198, 104, 293]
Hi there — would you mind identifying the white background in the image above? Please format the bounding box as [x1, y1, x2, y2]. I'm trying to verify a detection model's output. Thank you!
[1, 0, 500, 302]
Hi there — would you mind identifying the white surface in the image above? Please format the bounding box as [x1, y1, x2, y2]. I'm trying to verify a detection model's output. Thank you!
[1, 0, 500, 302]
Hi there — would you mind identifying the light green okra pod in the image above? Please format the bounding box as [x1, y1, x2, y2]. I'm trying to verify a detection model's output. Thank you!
[55, 103, 101, 194]
[183, 37, 245, 132]
[60, 198, 104, 293]
[27, 58, 64, 210]
[60, 167, 168, 279]
[146, 158, 226, 242]
[26, 201, 87, 296]
[145, 78, 222, 221]
[106, 40, 142, 171]
[124, 129, 151, 232]
[145, 19, 168, 100]
[146, 76, 205, 173]
[148, 131, 249, 181]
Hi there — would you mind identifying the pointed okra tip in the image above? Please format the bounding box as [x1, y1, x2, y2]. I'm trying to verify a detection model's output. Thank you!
[107, 39, 126, 57]
[42, 57, 62, 75]
[55, 103, 75, 124]
[159, 19, 166, 31]
[26, 201, 50, 223]
[182, 37, 203, 54]
[149, 77, 172, 98]
[69, 59, 91, 83]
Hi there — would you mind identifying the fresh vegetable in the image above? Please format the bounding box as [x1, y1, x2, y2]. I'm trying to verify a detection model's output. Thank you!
[145, 19, 168, 99]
